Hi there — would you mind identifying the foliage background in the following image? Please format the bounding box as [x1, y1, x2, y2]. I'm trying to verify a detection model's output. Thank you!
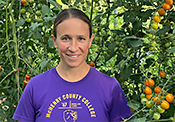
[0, 0, 175, 121]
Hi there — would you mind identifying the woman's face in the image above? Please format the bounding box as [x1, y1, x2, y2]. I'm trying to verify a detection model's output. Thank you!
[52, 18, 94, 68]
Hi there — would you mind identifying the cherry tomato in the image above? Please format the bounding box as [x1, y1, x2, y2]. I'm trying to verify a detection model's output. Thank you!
[20, 8, 26, 14]
[140, 93, 146, 99]
[36, 10, 42, 16]
[25, 74, 31, 79]
[143, 87, 152, 95]
[146, 100, 154, 108]
[153, 112, 160, 120]
[149, 109, 154, 114]
[38, 4, 42, 9]
[89, 61, 95, 67]
[166, 93, 174, 103]
[157, 105, 165, 113]
[161, 100, 170, 109]
[93, 28, 98, 32]
[0, 66, 1, 70]
[21, 0, 27, 4]
[29, 0, 34, 4]
[26, 18, 32, 23]
[141, 98, 148, 105]
[24, 79, 29, 85]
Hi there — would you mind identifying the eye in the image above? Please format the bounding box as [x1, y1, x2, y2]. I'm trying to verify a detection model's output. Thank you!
[62, 37, 70, 41]
[78, 37, 85, 41]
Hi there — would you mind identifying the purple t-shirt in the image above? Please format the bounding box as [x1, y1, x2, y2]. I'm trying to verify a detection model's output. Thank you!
[13, 67, 132, 122]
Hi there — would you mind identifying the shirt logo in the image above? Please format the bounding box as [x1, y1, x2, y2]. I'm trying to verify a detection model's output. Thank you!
[63, 110, 77, 122]
[46, 93, 96, 121]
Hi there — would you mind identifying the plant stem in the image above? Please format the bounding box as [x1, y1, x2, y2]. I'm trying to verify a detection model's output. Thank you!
[9, 0, 20, 101]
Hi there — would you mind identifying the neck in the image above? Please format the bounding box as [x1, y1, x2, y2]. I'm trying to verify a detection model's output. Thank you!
[56, 63, 90, 82]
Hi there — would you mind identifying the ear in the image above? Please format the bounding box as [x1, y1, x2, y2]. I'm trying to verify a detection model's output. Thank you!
[51, 34, 58, 48]
[88, 34, 94, 48]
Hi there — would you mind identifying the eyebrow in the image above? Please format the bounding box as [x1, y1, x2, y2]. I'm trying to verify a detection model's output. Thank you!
[60, 34, 86, 38]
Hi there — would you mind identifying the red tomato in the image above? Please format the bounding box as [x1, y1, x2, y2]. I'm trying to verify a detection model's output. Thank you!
[25, 74, 31, 79]
[24, 79, 29, 85]
[21, 0, 27, 4]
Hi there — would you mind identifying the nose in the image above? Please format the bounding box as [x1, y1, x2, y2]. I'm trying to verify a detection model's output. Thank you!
[69, 39, 78, 52]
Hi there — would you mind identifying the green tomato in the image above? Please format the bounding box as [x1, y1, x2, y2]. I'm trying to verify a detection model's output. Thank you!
[28, 8, 33, 13]
[149, 109, 154, 114]
[150, 41, 157, 47]
[146, 100, 154, 108]
[36, 10, 42, 16]
[141, 98, 148, 105]
[153, 112, 160, 120]
[26, 18, 32, 23]
[165, 42, 171, 48]
[172, 41, 175, 46]
[37, 18, 43, 23]
[20, 8, 26, 14]
[29, 0, 34, 4]
[140, 93, 146, 99]
[157, 105, 165, 113]
[93, 28, 98, 33]
[39, 23, 44, 27]
[116, 41, 119, 47]
[168, 34, 174, 41]
[37, 4, 42, 9]
[95, 37, 100, 41]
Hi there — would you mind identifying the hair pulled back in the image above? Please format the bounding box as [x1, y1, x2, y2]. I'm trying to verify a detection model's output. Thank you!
[53, 8, 92, 38]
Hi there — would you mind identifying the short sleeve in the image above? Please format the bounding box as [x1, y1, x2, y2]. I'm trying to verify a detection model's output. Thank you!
[13, 81, 35, 122]
[109, 81, 132, 122]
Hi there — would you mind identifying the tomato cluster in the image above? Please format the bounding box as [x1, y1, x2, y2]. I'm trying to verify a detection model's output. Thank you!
[141, 73, 174, 120]
[23, 74, 31, 85]
[151, 0, 173, 30]
[20, 0, 43, 26]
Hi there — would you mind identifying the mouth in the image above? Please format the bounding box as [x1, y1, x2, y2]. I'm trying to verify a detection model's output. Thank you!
[66, 54, 80, 58]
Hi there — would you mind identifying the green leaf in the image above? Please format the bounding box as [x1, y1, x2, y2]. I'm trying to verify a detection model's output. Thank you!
[33, 31, 42, 39]
[48, 38, 54, 48]
[29, 22, 40, 31]
[141, 9, 155, 21]
[156, 25, 171, 35]
[48, 0, 62, 9]
[16, 19, 25, 26]
[129, 40, 143, 48]
[133, 20, 142, 32]
[44, 16, 56, 22]
[0, 20, 3, 24]
[167, 46, 175, 53]
[42, 5, 51, 16]
[61, 0, 69, 5]
[122, 35, 138, 40]
[144, 58, 155, 68]
[40, 58, 49, 70]
[73, 0, 83, 6]
[132, 117, 146, 122]
[117, 59, 127, 71]
[127, 100, 140, 110]
[121, 66, 132, 80]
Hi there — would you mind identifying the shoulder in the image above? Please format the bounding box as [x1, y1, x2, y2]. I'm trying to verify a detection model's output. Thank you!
[27, 67, 57, 86]
[90, 67, 121, 89]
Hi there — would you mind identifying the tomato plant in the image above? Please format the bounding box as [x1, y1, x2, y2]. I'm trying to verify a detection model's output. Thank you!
[0, 0, 175, 121]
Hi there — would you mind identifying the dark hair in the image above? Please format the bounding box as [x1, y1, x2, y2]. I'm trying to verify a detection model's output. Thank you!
[53, 8, 92, 38]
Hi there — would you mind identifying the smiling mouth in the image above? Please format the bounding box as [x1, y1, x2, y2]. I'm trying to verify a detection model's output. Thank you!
[67, 54, 79, 58]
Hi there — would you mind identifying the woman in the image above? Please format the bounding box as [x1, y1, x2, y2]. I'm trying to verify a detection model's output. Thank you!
[13, 8, 132, 122]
